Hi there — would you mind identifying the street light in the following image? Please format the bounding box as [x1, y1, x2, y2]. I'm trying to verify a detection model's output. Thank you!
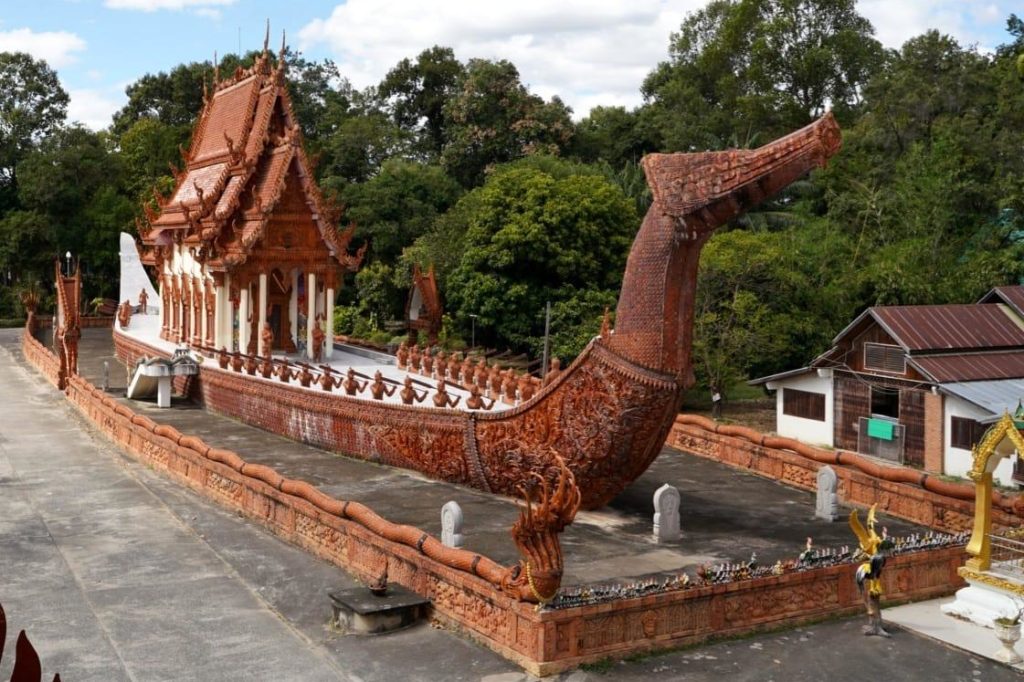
[468, 314, 478, 350]
[64, 251, 71, 277]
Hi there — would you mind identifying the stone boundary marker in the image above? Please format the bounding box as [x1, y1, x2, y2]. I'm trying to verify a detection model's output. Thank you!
[816, 465, 839, 522]
[653, 484, 681, 542]
[442, 501, 464, 548]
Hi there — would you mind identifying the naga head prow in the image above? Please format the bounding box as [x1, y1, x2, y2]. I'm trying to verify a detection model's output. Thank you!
[606, 113, 842, 381]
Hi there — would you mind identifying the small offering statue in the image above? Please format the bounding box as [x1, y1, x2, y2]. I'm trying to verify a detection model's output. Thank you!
[433, 380, 461, 408]
[117, 299, 132, 329]
[261, 322, 274, 358]
[399, 376, 426, 405]
[849, 504, 890, 637]
[312, 316, 326, 363]
[370, 371, 396, 401]
[343, 368, 366, 396]
[138, 288, 149, 314]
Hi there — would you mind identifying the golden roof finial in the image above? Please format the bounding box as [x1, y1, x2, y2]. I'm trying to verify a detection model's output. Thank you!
[279, 29, 286, 67]
[263, 18, 270, 55]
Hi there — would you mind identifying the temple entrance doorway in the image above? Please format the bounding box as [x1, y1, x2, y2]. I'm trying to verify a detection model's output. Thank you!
[269, 269, 295, 352]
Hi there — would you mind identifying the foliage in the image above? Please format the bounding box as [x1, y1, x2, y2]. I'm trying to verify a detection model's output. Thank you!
[342, 159, 462, 263]
[0, 52, 69, 182]
[1, 4, 1022, 387]
[378, 46, 466, 158]
[441, 59, 575, 187]
[641, 0, 884, 151]
[439, 157, 638, 352]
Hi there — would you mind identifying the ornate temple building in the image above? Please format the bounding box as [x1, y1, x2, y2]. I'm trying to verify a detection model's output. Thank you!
[138, 38, 364, 360]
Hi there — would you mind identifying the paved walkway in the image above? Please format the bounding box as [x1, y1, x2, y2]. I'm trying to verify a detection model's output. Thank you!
[75, 328, 924, 584]
[4, 327, 1023, 681]
[0, 330, 513, 682]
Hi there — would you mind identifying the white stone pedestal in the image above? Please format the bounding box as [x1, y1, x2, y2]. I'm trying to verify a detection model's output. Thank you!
[157, 377, 172, 408]
[942, 577, 1022, 628]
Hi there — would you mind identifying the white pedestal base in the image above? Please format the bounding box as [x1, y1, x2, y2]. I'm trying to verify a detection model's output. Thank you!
[157, 377, 171, 408]
[942, 578, 1022, 628]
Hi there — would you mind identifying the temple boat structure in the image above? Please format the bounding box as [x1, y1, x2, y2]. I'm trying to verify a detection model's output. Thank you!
[116, 39, 842, 511]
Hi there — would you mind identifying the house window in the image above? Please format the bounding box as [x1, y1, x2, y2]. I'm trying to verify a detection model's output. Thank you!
[870, 386, 900, 419]
[864, 343, 906, 374]
[782, 388, 826, 421]
[951, 416, 986, 451]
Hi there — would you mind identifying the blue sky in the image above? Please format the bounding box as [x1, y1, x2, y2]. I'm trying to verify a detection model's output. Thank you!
[1, 1, 1019, 130]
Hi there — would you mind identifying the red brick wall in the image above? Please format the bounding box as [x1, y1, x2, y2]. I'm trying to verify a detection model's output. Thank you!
[21, 326, 972, 675]
[669, 417, 1019, 534]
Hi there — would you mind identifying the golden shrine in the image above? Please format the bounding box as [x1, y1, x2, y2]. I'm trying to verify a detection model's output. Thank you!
[943, 410, 1024, 625]
[138, 32, 364, 360]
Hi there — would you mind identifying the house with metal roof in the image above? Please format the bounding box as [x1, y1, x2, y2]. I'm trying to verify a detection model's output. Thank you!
[751, 285, 1024, 486]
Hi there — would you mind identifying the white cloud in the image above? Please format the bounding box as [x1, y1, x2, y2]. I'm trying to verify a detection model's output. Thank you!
[857, 0, 1009, 52]
[299, 0, 704, 119]
[104, 0, 235, 11]
[67, 87, 126, 131]
[0, 28, 86, 68]
[194, 7, 222, 20]
[299, 1, 1016, 118]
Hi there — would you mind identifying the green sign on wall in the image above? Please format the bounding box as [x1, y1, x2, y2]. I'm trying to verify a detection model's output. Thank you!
[867, 418, 895, 441]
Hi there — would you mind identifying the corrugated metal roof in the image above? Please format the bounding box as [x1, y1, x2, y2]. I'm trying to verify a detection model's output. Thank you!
[940, 379, 1024, 421]
[748, 366, 814, 386]
[871, 305, 1024, 352]
[909, 351, 1024, 382]
[980, 285, 1024, 319]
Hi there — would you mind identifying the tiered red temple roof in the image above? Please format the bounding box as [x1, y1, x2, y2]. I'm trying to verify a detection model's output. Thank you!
[139, 37, 364, 277]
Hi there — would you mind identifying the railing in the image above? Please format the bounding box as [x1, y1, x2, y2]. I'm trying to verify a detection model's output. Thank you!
[190, 344, 522, 411]
[989, 532, 1024, 579]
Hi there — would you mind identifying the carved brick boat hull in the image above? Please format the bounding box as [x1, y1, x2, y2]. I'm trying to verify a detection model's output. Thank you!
[114, 114, 841, 509]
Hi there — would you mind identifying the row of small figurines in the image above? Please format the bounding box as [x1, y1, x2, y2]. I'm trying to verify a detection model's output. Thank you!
[212, 346, 517, 411]
[396, 342, 563, 405]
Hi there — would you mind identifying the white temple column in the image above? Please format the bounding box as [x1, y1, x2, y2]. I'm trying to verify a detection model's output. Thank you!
[258, 272, 268, 356]
[307, 272, 316, 360]
[325, 286, 335, 359]
[224, 273, 233, 351]
[239, 285, 250, 355]
[289, 269, 298, 349]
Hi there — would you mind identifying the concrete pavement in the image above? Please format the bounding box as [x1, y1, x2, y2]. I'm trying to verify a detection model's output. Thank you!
[3, 327, 1022, 681]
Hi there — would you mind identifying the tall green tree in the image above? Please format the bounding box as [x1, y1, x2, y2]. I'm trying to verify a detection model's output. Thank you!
[378, 46, 465, 158]
[438, 157, 637, 355]
[0, 52, 69, 203]
[642, 0, 883, 152]
[441, 59, 574, 187]
[341, 159, 462, 264]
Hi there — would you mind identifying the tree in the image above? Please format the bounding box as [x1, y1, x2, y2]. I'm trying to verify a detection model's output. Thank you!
[439, 157, 638, 354]
[118, 117, 186, 203]
[341, 159, 462, 264]
[15, 126, 131, 296]
[641, 0, 883, 151]
[572, 105, 658, 168]
[378, 46, 465, 158]
[0, 52, 69, 198]
[693, 230, 798, 395]
[441, 59, 574, 187]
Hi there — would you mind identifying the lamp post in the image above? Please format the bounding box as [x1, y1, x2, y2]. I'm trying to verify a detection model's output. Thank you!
[64, 251, 72, 277]
[468, 314, 478, 350]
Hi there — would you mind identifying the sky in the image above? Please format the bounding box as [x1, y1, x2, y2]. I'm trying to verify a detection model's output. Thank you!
[0, 1, 1019, 131]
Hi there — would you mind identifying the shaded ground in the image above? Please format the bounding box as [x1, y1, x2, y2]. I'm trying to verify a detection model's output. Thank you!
[2, 327, 1020, 681]
[71, 327, 922, 585]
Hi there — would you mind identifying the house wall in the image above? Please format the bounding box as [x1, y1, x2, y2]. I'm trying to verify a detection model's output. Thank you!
[833, 374, 869, 451]
[774, 372, 833, 447]
[944, 395, 1016, 486]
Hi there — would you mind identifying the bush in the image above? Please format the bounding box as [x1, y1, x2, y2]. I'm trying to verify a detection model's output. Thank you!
[333, 305, 359, 335]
